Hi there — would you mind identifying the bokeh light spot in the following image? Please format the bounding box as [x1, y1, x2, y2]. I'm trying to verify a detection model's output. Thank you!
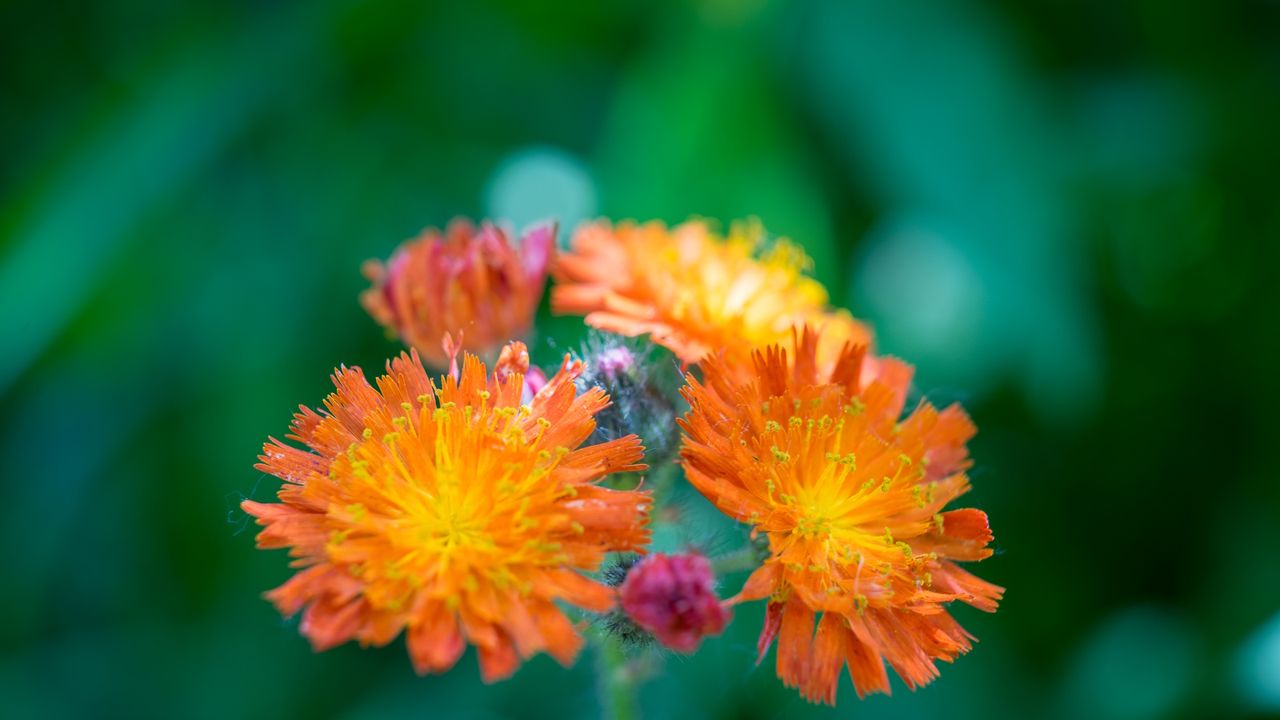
[854, 218, 987, 390]
[485, 146, 597, 244]
[1062, 606, 1195, 720]
[1235, 611, 1280, 711]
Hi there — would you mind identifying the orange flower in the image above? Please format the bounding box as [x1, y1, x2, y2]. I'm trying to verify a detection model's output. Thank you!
[552, 219, 869, 371]
[243, 342, 650, 682]
[679, 328, 1002, 704]
[362, 219, 555, 367]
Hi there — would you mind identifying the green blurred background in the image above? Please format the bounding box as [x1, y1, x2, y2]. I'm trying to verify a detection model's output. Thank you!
[3, 1, 1278, 718]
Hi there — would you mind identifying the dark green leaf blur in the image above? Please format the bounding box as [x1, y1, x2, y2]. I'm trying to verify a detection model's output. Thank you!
[2, 1, 1277, 718]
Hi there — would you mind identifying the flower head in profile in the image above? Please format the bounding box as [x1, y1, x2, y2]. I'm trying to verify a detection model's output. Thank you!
[362, 219, 555, 367]
[243, 342, 650, 682]
[552, 219, 869, 372]
[619, 553, 729, 653]
[679, 328, 1002, 704]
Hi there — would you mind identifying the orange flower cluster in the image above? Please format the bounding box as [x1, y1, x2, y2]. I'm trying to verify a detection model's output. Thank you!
[362, 220, 555, 367]
[552, 219, 869, 373]
[679, 329, 1002, 704]
[247, 213, 1001, 705]
[244, 342, 650, 681]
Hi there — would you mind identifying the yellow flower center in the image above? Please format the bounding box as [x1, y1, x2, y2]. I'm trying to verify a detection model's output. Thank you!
[323, 393, 579, 608]
[635, 221, 830, 350]
[753, 396, 934, 600]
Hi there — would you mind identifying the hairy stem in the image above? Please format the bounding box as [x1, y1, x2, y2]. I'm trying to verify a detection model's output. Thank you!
[596, 635, 641, 720]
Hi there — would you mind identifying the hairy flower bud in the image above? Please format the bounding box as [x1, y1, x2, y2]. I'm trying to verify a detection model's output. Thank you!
[618, 553, 729, 654]
[574, 334, 680, 486]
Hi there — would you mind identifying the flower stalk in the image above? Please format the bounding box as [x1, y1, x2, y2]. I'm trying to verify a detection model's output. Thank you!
[596, 635, 642, 720]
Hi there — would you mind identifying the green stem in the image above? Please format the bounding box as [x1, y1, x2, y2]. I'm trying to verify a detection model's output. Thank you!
[646, 462, 679, 508]
[711, 545, 761, 575]
[596, 635, 641, 720]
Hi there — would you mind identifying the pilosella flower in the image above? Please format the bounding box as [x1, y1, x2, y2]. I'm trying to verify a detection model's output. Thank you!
[552, 219, 869, 373]
[362, 219, 555, 367]
[679, 329, 1002, 704]
[243, 342, 650, 682]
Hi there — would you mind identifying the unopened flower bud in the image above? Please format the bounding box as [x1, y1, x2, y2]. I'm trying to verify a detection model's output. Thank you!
[619, 553, 729, 654]
[574, 334, 680, 486]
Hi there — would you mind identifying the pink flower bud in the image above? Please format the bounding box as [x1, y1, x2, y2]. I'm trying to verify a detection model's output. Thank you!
[619, 553, 729, 653]
[595, 344, 636, 380]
